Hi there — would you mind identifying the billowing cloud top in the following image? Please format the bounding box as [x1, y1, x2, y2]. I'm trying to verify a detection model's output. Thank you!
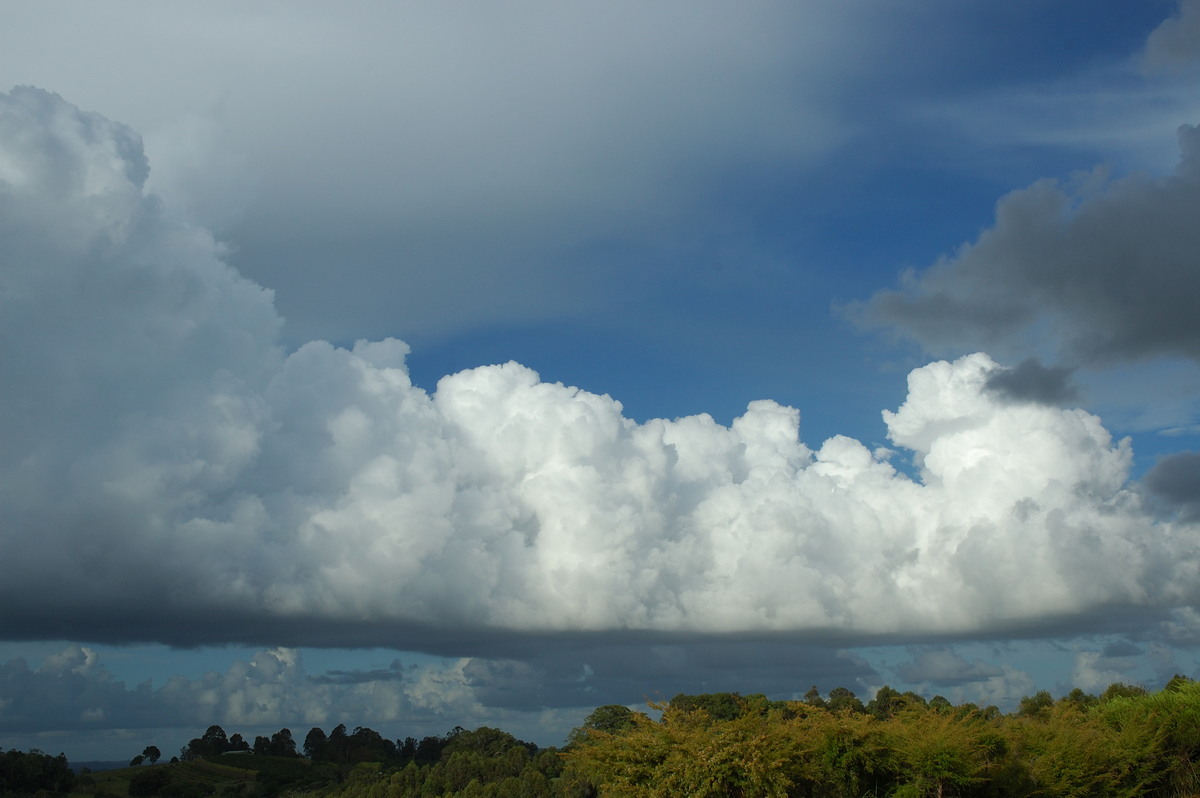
[2, 87, 1197, 652]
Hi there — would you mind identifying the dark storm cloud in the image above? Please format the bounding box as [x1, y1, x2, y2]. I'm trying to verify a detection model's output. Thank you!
[462, 640, 880, 710]
[984, 358, 1079, 405]
[854, 124, 1200, 367]
[1145, 451, 1200, 520]
[1101, 640, 1144, 658]
[310, 661, 408, 686]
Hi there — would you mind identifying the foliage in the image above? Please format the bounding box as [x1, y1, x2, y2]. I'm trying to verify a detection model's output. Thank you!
[564, 683, 1200, 798]
[34, 680, 1200, 797]
[0, 747, 76, 795]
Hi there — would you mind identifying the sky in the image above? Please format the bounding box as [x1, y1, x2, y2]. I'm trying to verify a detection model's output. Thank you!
[2, 0, 1200, 763]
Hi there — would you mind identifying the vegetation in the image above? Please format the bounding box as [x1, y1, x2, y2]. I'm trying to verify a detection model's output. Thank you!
[0, 747, 75, 795]
[3, 677, 1198, 796]
[565, 677, 1200, 797]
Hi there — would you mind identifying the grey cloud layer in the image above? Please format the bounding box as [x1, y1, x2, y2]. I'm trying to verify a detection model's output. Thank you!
[2, 87, 1198, 652]
[855, 123, 1200, 366]
[0, 643, 877, 745]
[0, 2, 869, 344]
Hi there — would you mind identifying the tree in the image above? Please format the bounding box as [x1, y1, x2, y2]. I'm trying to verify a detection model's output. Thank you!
[567, 705, 636, 745]
[142, 745, 161, 764]
[1016, 690, 1054, 719]
[348, 726, 397, 762]
[868, 685, 907, 719]
[827, 686, 866, 714]
[1060, 687, 1097, 710]
[128, 754, 145, 768]
[0, 749, 77, 794]
[1100, 681, 1148, 701]
[668, 692, 747, 722]
[304, 727, 328, 759]
[201, 724, 228, 752]
[270, 728, 297, 757]
[1165, 673, 1194, 692]
[181, 725, 231, 760]
[327, 723, 350, 763]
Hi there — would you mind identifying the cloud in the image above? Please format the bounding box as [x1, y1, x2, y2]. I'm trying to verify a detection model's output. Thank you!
[984, 358, 1079, 405]
[0, 2, 882, 345]
[0, 646, 500, 741]
[309, 661, 408, 686]
[885, 646, 1035, 709]
[0, 642, 878, 749]
[2, 87, 1199, 660]
[853, 123, 1200, 368]
[1070, 649, 1137, 693]
[1144, 0, 1200, 75]
[1144, 451, 1200, 520]
[894, 647, 1003, 686]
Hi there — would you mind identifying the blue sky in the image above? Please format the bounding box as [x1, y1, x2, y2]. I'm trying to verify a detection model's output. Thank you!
[2, 0, 1200, 762]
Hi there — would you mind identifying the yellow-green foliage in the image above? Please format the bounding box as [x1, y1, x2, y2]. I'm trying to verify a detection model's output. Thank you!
[122, 683, 1198, 797]
[562, 683, 1200, 798]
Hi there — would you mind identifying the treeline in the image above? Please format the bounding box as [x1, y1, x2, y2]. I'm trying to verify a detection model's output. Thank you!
[565, 677, 1200, 797]
[0, 747, 75, 795]
[180, 722, 539, 768]
[7, 677, 1198, 796]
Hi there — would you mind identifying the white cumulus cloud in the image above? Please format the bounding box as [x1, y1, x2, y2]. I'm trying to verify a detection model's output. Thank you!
[1, 86, 1198, 657]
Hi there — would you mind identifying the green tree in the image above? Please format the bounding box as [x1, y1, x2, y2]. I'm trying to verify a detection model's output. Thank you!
[1016, 690, 1053, 719]
[868, 685, 908, 719]
[1100, 681, 1147, 701]
[1165, 673, 1194, 692]
[888, 708, 990, 798]
[303, 726, 328, 759]
[142, 744, 161, 764]
[826, 686, 866, 714]
[803, 685, 827, 708]
[269, 727, 298, 757]
[568, 704, 637, 745]
[668, 692, 747, 722]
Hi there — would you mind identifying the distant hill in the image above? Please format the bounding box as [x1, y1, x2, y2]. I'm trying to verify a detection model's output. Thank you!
[71, 759, 129, 773]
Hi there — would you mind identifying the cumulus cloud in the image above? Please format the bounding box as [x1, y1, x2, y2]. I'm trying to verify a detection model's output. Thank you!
[2, 88, 1198, 660]
[853, 124, 1200, 368]
[1070, 649, 1137, 693]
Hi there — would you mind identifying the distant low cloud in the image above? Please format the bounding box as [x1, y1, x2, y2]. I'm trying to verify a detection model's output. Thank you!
[894, 647, 1004, 687]
[1, 88, 1198, 662]
[853, 124, 1200, 368]
[0, 646, 501, 739]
